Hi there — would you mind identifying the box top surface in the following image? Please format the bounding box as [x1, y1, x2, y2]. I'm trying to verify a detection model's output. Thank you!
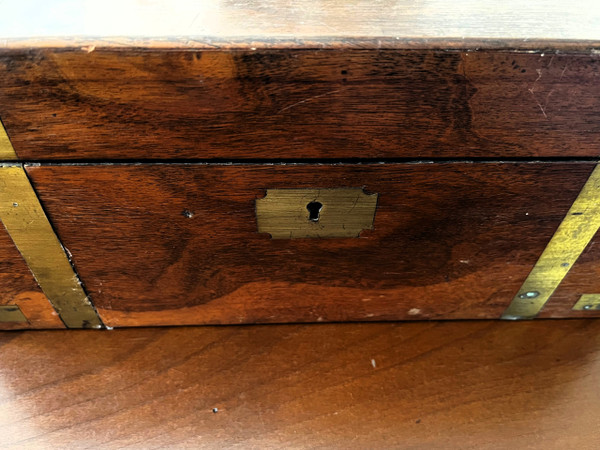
[2, 0, 600, 50]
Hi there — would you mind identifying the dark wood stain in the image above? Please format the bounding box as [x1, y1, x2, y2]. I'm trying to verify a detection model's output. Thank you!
[0, 49, 599, 160]
[26, 163, 597, 327]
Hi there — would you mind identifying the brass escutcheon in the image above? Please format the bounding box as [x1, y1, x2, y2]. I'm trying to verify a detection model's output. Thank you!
[256, 188, 378, 239]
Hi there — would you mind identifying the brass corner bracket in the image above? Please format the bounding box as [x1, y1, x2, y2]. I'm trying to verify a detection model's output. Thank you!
[0, 305, 27, 323]
[502, 165, 600, 320]
[0, 120, 18, 160]
[0, 165, 102, 328]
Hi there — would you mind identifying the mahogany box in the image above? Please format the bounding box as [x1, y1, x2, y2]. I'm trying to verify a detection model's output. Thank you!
[1, 2, 600, 329]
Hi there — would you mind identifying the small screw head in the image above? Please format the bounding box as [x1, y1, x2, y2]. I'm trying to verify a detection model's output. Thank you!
[12, 202, 18, 207]
[583, 304, 594, 310]
[519, 291, 540, 299]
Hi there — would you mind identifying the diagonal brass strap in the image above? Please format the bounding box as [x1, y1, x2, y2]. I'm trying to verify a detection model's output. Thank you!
[502, 165, 600, 320]
[0, 165, 102, 328]
[0, 305, 27, 323]
[0, 120, 18, 160]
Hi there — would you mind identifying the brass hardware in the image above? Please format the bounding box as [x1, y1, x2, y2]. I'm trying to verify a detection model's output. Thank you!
[0, 120, 18, 160]
[502, 165, 600, 320]
[573, 294, 600, 311]
[0, 305, 27, 323]
[0, 165, 102, 328]
[256, 188, 378, 239]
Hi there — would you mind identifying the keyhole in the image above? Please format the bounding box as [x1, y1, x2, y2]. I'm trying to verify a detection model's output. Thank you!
[307, 201, 323, 222]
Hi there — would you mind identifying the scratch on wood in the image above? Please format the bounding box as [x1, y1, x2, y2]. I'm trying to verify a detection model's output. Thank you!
[529, 93, 548, 118]
[278, 90, 341, 114]
[544, 89, 555, 111]
[528, 68, 548, 119]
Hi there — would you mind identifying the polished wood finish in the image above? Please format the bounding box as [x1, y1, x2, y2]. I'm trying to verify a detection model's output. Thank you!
[1, 50, 599, 160]
[1, 2, 600, 329]
[2, 320, 600, 447]
[25, 163, 598, 327]
[0, 222, 63, 330]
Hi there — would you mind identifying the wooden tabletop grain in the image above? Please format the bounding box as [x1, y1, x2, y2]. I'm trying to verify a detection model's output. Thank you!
[1, 320, 600, 448]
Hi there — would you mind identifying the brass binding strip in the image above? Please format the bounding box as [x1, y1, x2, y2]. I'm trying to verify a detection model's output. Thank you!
[0, 120, 18, 160]
[573, 294, 600, 311]
[0, 165, 102, 328]
[0, 305, 27, 323]
[502, 165, 600, 320]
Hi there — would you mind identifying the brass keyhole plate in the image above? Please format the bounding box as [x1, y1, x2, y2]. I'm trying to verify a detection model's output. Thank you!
[256, 188, 378, 239]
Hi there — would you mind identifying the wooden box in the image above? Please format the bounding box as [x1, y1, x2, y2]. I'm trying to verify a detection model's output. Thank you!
[2, 2, 600, 329]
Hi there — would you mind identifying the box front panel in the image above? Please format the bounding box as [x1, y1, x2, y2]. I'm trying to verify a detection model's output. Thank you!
[25, 163, 599, 327]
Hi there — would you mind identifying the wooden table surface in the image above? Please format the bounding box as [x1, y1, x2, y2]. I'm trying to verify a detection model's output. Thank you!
[1, 320, 600, 448]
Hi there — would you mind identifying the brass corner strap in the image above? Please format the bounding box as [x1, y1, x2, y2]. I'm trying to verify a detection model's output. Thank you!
[0, 120, 18, 160]
[0, 165, 103, 328]
[502, 165, 600, 320]
[0, 305, 27, 323]
[573, 294, 600, 311]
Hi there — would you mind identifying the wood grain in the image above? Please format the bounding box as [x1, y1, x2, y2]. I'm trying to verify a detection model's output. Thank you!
[1, 320, 600, 448]
[0, 219, 64, 330]
[1, 49, 599, 160]
[1, 0, 600, 44]
[25, 162, 598, 327]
